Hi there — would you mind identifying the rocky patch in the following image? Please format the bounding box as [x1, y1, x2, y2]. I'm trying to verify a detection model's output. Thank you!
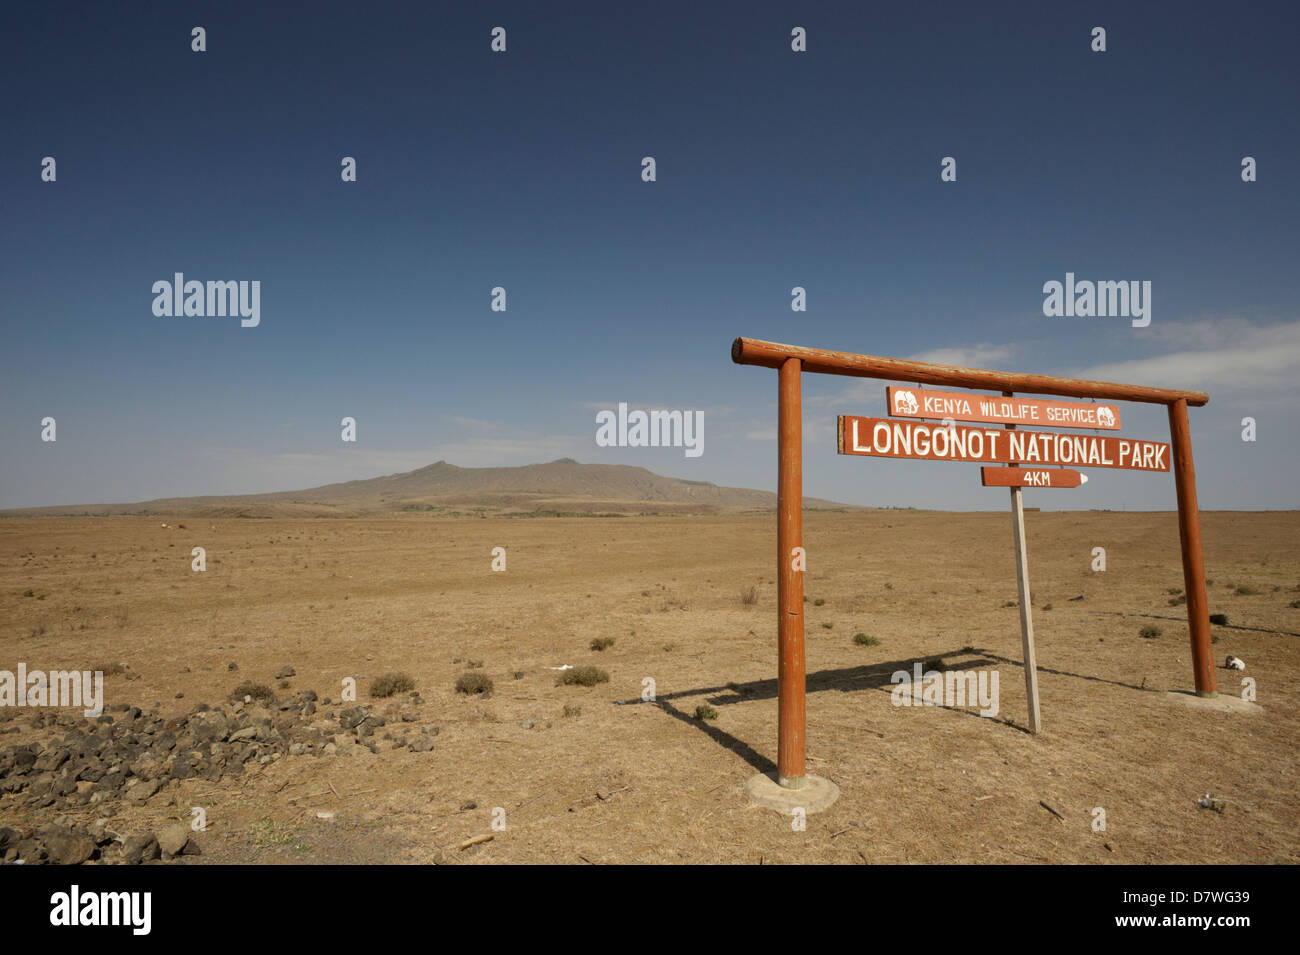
[0, 685, 435, 864]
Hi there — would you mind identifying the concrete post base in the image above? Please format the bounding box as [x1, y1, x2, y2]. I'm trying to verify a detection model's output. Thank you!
[745, 772, 840, 814]
[1166, 690, 1260, 714]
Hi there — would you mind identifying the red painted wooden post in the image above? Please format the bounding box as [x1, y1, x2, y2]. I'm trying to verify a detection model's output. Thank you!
[776, 357, 806, 787]
[1168, 398, 1218, 696]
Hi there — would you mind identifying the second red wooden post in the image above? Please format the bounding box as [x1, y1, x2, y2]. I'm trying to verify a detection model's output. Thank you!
[777, 357, 806, 787]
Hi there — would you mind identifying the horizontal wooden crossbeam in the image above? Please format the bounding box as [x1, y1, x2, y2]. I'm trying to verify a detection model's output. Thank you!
[731, 338, 1208, 407]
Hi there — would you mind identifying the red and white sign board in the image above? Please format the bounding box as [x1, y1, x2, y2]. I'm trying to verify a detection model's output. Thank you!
[837, 415, 1170, 471]
[886, 386, 1122, 430]
[981, 467, 1087, 488]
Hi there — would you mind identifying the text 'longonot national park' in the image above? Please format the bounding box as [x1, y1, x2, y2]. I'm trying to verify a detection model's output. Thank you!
[837, 416, 1170, 471]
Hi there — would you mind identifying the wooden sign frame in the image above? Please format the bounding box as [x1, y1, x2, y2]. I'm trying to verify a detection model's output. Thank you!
[732, 336, 1216, 795]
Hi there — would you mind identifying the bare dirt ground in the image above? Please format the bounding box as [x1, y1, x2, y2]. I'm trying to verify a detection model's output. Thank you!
[1, 511, 1297, 864]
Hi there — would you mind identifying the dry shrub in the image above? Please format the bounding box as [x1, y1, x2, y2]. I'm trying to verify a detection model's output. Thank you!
[455, 672, 493, 695]
[229, 681, 276, 704]
[557, 666, 608, 687]
[371, 672, 416, 698]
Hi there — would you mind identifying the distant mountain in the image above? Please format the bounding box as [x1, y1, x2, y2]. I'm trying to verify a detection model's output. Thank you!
[2, 459, 856, 518]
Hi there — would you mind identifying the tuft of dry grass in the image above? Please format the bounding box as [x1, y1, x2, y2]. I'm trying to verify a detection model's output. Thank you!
[229, 681, 276, 704]
[371, 672, 416, 698]
[558, 666, 608, 687]
[740, 585, 758, 606]
[590, 637, 615, 652]
[694, 704, 718, 721]
[455, 672, 493, 695]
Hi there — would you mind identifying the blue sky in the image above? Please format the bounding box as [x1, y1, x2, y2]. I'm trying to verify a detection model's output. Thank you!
[2, 1, 1297, 510]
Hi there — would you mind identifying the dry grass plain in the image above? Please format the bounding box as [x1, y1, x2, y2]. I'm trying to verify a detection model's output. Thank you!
[1, 510, 1297, 864]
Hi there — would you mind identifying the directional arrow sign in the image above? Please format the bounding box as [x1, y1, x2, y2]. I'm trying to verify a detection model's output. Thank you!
[981, 467, 1088, 488]
[886, 386, 1122, 430]
[837, 415, 1170, 471]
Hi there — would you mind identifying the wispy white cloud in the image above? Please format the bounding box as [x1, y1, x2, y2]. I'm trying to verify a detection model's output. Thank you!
[905, 343, 1017, 368]
[795, 320, 1300, 418]
[575, 400, 739, 417]
[804, 379, 882, 408]
[195, 434, 585, 490]
[1143, 316, 1272, 350]
[802, 343, 1017, 410]
[1070, 320, 1300, 400]
[434, 415, 586, 462]
[421, 437, 581, 464]
[440, 414, 511, 432]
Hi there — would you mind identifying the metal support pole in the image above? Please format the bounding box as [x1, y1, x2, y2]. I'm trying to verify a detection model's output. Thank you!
[1004, 396, 1042, 733]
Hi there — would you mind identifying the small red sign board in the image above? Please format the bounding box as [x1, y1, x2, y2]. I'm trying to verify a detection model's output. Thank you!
[981, 466, 1087, 488]
[886, 386, 1122, 430]
[837, 415, 1170, 471]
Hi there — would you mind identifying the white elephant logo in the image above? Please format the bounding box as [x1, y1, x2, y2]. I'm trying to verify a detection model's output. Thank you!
[1096, 406, 1115, 428]
[893, 390, 919, 415]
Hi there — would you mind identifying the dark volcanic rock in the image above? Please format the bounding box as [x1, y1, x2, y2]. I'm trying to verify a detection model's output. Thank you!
[157, 824, 189, 858]
[40, 826, 95, 865]
[0, 687, 409, 863]
[121, 833, 160, 865]
[338, 706, 369, 730]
